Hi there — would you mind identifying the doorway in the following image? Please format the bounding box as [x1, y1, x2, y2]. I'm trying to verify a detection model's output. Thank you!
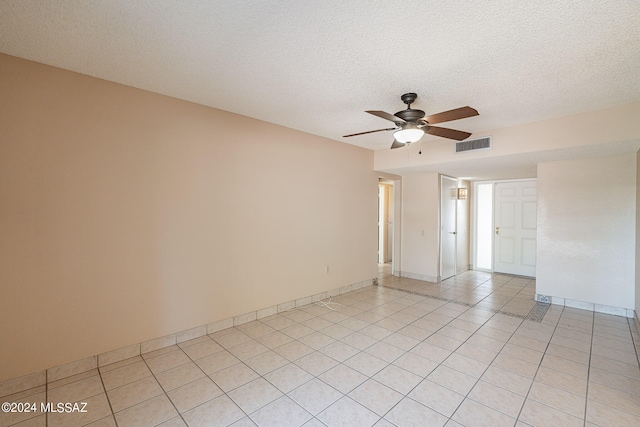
[440, 176, 457, 281]
[378, 182, 393, 265]
[494, 180, 537, 277]
[473, 179, 537, 277]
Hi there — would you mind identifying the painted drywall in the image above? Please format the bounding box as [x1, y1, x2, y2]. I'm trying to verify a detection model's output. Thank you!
[0, 54, 378, 381]
[537, 155, 636, 309]
[400, 173, 440, 280]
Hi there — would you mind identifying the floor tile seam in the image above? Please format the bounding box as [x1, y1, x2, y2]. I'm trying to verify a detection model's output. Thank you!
[44, 369, 49, 427]
[464, 390, 523, 421]
[214, 375, 270, 422]
[584, 312, 638, 422]
[587, 374, 640, 401]
[394, 296, 506, 406]
[169, 333, 311, 423]
[42, 368, 109, 426]
[133, 348, 190, 427]
[352, 278, 624, 422]
[591, 330, 634, 343]
[507, 303, 565, 425]
[590, 334, 636, 349]
[587, 365, 640, 387]
[392, 392, 456, 421]
[229, 386, 287, 420]
[366, 384, 451, 425]
[627, 318, 640, 366]
[266, 320, 382, 392]
[403, 303, 521, 423]
[593, 323, 635, 334]
[183, 343, 232, 362]
[378, 283, 531, 320]
[47, 382, 107, 408]
[586, 388, 640, 420]
[524, 306, 592, 423]
[452, 387, 518, 426]
[283, 378, 347, 418]
[410, 292, 520, 366]
[628, 317, 640, 368]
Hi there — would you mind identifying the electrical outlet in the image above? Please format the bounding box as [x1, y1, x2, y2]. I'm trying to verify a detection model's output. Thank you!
[325, 265, 330, 274]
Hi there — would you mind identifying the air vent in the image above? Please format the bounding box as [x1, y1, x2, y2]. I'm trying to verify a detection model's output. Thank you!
[456, 137, 491, 153]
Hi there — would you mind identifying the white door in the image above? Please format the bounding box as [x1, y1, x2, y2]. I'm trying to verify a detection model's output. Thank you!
[440, 176, 457, 281]
[494, 181, 537, 277]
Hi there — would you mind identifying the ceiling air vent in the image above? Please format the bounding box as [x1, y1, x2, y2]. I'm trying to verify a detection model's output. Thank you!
[456, 136, 491, 153]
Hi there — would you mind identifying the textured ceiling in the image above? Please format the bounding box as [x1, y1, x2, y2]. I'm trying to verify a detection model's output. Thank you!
[1, 0, 639, 156]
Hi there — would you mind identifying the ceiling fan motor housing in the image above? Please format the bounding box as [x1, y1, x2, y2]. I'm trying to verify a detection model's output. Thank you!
[396, 93, 426, 123]
[395, 108, 426, 123]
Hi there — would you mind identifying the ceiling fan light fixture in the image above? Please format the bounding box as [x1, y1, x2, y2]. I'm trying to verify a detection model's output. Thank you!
[393, 124, 424, 143]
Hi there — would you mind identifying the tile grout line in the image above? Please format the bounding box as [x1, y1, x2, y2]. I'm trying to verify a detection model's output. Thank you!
[627, 316, 640, 369]
[44, 368, 48, 427]
[378, 274, 536, 320]
[375, 274, 535, 423]
[171, 330, 269, 425]
[35, 270, 634, 427]
[319, 283, 459, 423]
[276, 283, 475, 424]
[583, 309, 595, 427]
[366, 281, 526, 424]
[441, 303, 525, 424]
[512, 304, 564, 425]
[96, 367, 119, 427]
[141, 345, 201, 427]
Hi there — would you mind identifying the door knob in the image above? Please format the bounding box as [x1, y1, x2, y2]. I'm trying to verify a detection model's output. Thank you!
[495, 227, 500, 235]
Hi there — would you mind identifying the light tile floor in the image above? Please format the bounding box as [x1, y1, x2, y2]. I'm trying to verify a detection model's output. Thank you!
[2, 267, 640, 426]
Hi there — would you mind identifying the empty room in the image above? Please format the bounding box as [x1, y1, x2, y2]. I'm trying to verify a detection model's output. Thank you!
[1, 1, 639, 426]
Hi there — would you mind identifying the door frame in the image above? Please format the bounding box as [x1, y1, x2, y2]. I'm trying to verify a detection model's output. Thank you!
[440, 175, 458, 281]
[378, 176, 402, 276]
[472, 178, 537, 274]
[493, 179, 537, 277]
[378, 182, 393, 264]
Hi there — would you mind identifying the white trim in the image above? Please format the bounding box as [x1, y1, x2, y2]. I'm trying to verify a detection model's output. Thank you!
[537, 293, 635, 318]
[399, 271, 439, 283]
[472, 178, 537, 272]
[440, 175, 458, 281]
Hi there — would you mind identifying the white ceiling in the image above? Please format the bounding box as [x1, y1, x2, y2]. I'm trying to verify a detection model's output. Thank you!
[2, 0, 640, 174]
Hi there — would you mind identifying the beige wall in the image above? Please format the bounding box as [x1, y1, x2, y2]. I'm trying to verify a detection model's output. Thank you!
[399, 173, 440, 280]
[537, 154, 636, 309]
[0, 54, 378, 381]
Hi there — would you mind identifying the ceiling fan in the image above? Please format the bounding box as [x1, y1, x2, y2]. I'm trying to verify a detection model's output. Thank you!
[343, 93, 479, 149]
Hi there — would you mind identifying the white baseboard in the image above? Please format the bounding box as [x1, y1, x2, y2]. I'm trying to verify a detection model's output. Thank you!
[535, 294, 635, 318]
[0, 277, 376, 397]
[398, 271, 438, 283]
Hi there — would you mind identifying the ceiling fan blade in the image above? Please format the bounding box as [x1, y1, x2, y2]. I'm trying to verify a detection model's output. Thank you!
[390, 140, 406, 149]
[366, 110, 406, 124]
[425, 106, 478, 125]
[426, 126, 472, 141]
[343, 127, 395, 137]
